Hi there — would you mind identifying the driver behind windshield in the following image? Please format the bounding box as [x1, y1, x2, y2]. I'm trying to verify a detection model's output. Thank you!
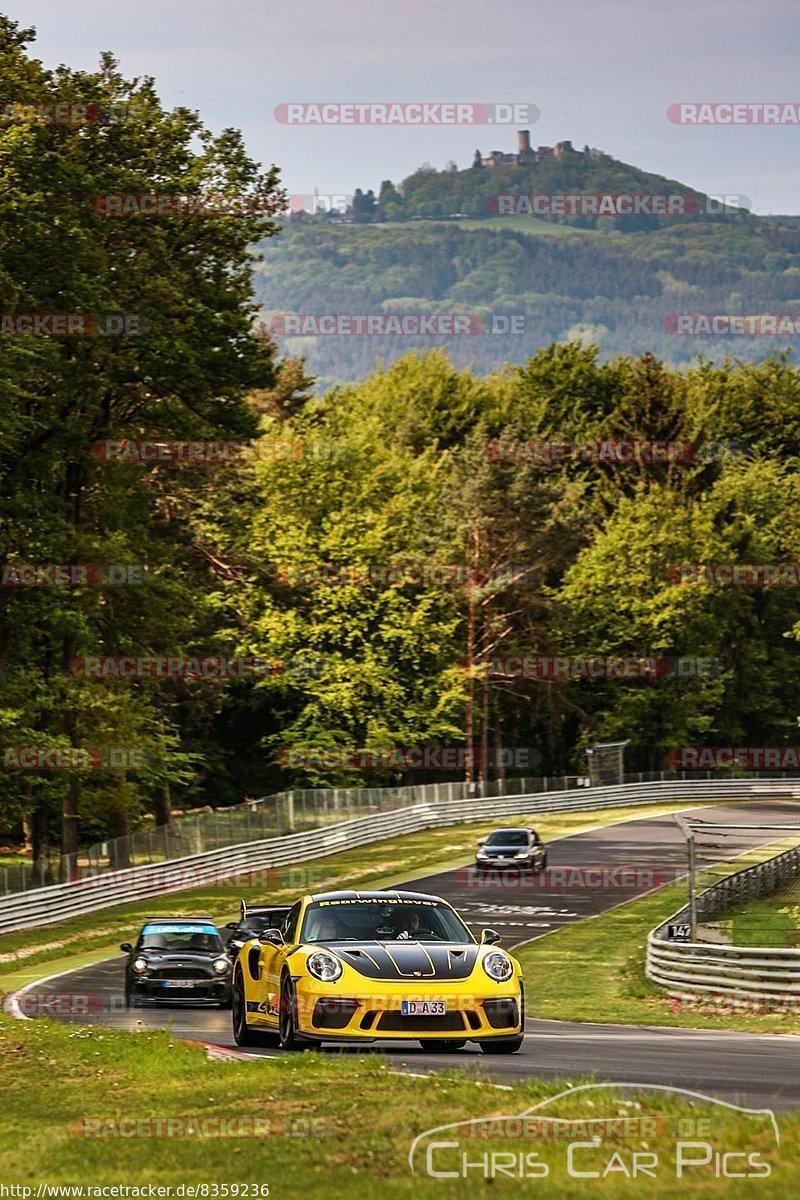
[394, 910, 422, 940]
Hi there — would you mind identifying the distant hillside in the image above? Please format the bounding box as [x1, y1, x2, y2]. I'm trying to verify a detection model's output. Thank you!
[254, 146, 800, 386]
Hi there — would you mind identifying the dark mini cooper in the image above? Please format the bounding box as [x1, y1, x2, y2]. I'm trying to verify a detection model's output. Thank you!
[475, 828, 548, 872]
[121, 917, 232, 1007]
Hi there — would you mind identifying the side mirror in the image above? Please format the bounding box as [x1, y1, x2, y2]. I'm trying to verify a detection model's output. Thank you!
[223, 922, 238, 930]
[259, 928, 285, 947]
[478, 837, 487, 846]
[480, 928, 501, 946]
[119, 943, 132, 953]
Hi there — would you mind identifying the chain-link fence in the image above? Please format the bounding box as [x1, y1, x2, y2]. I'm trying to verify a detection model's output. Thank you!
[6, 765, 800, 896]
[672, 811, 800, 947]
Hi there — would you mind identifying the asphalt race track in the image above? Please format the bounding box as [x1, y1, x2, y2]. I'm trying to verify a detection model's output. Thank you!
[13, 800, 800, 1110]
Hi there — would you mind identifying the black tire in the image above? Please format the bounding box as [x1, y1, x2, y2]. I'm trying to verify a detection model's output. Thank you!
[278, 973, 319, 1051]
[538, 853, 548, 870]
[124, 988, 131, 1010]
[480, 1036, 524, 1054]
[232, 970, 278, 1047]
[218, 990, 233, 1010]
[419, 1039, 467, 1052]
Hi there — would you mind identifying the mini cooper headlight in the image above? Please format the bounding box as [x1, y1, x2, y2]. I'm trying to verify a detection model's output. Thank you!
[514, 850, 529, 859]
[133, 957, 148, 973]
[213, 957, 229, 974]
[476, 850, 489, 860]
[483, 952, 513, 982]
[307, 951, 342, 982]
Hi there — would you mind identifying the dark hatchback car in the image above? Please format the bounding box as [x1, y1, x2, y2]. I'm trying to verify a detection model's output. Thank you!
[121, 917, 232, 1007]
[222, 903, 291, 960]
[475, 828, 548, 872]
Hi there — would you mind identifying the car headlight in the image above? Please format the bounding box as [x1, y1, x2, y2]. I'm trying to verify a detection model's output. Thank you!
[133, 957, 148, 974]
[483, 952, 513, 982]
[213, 957, 230, 974]
[307, 951, 342, 982]
[514, 850, 530, 859]
[476, 851, 489, 860]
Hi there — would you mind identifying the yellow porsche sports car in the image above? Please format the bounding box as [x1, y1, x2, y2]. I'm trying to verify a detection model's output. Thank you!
[231, 888, 524, 1053]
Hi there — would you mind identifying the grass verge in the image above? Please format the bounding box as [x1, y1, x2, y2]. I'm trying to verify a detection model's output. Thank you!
[0, 1012, 795, 1195]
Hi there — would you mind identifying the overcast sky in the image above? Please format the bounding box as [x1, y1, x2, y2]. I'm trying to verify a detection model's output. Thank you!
[10, 0, 800, 212]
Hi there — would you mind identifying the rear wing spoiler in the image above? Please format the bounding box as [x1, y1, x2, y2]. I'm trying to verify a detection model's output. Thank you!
[239, 899, 292, 925]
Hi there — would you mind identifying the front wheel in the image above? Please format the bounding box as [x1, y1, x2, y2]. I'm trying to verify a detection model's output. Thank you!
[278, 975, 319, 1051]
[232, 971, 277, 1047]
[419, 1039, 467, 1052]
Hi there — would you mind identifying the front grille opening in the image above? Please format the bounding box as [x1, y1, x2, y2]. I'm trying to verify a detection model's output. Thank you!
[312, 998, 360, 1030]
[483, 998, 519, 1029]
[152, 967, 209, 980]
[377, 1012, 466, 1034]
[360, 1010, 378, 1030]
[466, 1010, 482, 1030]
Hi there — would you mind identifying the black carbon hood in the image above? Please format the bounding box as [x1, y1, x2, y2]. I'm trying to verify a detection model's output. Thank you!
[323, 941, 480, 980]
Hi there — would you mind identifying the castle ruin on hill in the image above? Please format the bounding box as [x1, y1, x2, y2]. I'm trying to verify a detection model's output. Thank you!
[472, 131, 601, 168]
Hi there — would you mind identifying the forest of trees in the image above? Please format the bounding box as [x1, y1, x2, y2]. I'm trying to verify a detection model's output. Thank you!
[257, 216, 800, 386]
[4, 16, 800, 871]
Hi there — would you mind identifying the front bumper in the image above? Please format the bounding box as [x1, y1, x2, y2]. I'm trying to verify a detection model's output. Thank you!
[128, 975, 232, 1004]
[294, 979, 522, 1041]
[475, 857, 532, 869]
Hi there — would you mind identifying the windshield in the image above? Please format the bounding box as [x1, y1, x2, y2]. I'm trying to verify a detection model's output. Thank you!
[242, 916, 274, 934]
[139, 923, 223, 952]
[300, 899, 474, 944]
[485, 830, 529, 847]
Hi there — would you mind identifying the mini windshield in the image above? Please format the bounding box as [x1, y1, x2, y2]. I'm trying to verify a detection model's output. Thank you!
[139, 923, 223, 952]
[485, 830, 529, 847]
[300, 899, 474, 944]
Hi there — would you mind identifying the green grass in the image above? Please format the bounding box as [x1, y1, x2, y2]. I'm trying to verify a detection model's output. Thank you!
[515, 840, 800, 1033]
[0, 800, 723, 987]
[729, 887, 800, 949]
[0, 1013, 796, 1195]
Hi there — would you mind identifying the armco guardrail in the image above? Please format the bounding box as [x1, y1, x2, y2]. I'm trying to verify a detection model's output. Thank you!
[3, 776, 800, 935]
[647, 843, 800, 1000]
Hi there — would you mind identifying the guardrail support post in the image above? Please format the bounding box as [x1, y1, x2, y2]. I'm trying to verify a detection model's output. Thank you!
[687, 833, 698, 939]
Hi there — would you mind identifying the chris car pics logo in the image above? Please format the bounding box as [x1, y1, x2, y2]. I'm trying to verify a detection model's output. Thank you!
[409, 1083, 778, 1181]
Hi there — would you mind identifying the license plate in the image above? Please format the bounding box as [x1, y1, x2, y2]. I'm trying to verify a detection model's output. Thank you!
[161, 980, 196, 989]
[401, 999, 447, 1016]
